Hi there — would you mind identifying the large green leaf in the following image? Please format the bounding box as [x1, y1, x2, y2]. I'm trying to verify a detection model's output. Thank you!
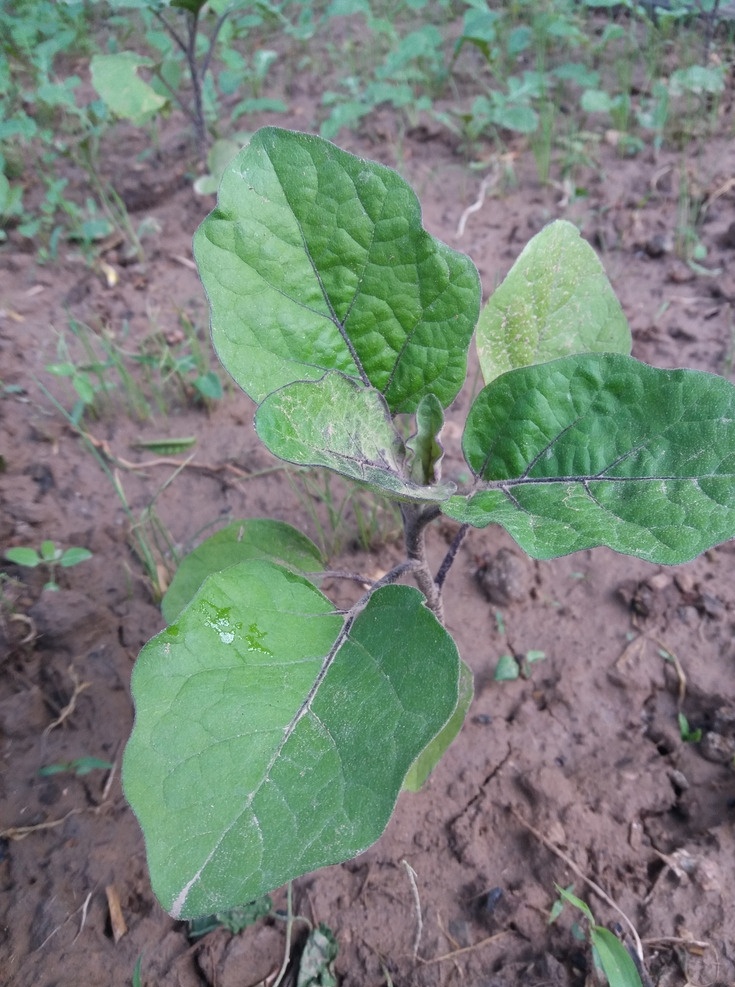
[443, 353, 735, 562]
[255, 372, 455, 501]
[161, 519, 324, 623]
[123, 561, 460, 918]
[476, 220, 630, 384]
[193, 127, 481, 414]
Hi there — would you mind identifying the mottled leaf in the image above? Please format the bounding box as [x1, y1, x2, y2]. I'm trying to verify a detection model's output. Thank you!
[443, 354, 735, 563]
[255, 372, 455, 502]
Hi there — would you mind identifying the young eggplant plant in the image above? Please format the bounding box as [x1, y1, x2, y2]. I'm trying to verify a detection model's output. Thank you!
[124, 127, 735, 919]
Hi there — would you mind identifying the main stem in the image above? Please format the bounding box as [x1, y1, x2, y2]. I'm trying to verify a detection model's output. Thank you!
[402, 504, 444, 623]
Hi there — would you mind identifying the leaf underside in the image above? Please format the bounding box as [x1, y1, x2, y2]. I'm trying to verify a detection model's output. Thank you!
[123, 560, 460, 918]
[193, 127, 481, 414]
[255, 372, 455, 502]
[476, 219, 631, 384]
[443, 353, 735, 563]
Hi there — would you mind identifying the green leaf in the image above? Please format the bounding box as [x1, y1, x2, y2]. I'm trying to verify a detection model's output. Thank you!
[60, 547, 93, 568]
[443, 353, 735, 563]
[188, 897, 272, 938]
[123, 561, 460, 917]
[590, 927, 644, 987]
[493, 654, 520, 681]
[406, 393, 445, 485]
[297, 923, 339, 987]
[476, 221, 630, 384]
[5, 547, 41, 568]
[171, 0, 209, 12]
[403, 658, 473, 791]
[90, 53, 167, 126]
[40, 540, 59, 562]
[161, 519, 325, 623]
[193, 371, 223, 401]
[193, 127, 480, 414]
[555, 885, 595, 924]
[255, 372, 455, 502]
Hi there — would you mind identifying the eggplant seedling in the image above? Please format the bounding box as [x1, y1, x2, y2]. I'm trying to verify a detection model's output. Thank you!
[124, 128, 735, 921]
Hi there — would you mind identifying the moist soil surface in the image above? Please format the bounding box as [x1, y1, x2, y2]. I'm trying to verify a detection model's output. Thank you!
[2, 104, 735, 987]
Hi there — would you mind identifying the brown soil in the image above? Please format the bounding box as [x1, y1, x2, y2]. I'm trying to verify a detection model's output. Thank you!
[2, 105, 735, 987]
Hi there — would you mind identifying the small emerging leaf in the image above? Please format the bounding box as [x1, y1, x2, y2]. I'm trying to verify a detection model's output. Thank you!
[406, 393, 445, 485]
[297, 924, 339, 987]
[132, 437, 197, 454]
[494, 654, 520, 681]
[556, 885, 595, 924]
[476, 220, 630, 384]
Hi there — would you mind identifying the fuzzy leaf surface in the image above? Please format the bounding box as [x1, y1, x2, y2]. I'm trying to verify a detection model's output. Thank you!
[476, 220, 630, 384]
[443, 354, 735, 562]
[194, 127, 480, 413]
[123, 561, 460, 918]
[255, 372, 455, 501]
[162, 520, 324, 623]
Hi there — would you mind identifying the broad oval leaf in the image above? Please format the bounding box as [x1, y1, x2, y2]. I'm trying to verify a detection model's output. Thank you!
[476, 220, 630, 384]
[123, 560, 460, 918]
[193, 127, 481, 414]
[162, 519, 324, 623]
[255, 372, 455, 502]
[443, 353, 735, 563]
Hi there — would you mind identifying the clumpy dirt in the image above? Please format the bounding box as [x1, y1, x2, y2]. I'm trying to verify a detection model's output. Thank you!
[2, 101, 735, 987]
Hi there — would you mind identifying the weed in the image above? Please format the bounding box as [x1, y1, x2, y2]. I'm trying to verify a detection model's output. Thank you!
[45, 314, 223, 425]
[4, 541, 92, 592]
[39, 756, 114, 777]
[678, 711, 703, 743]
[494, 649, 547, 681]
[551, 885, 645, 987]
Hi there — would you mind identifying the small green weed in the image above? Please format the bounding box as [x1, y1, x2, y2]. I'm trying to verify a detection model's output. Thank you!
[39, 756, 114, 777]
[494, 649, 547, 681]
[188, 895, 273, 939]
[4, 541, 92, 591]
[45, 315, 223, 425]
[551, 885, 644, 987]
[678, 711, 703, 743]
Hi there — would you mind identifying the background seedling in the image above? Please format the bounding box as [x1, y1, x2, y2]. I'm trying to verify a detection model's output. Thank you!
[39, 756, 114, 777]
[551, 885, 645, 987]
[4, 541, 92, 591]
